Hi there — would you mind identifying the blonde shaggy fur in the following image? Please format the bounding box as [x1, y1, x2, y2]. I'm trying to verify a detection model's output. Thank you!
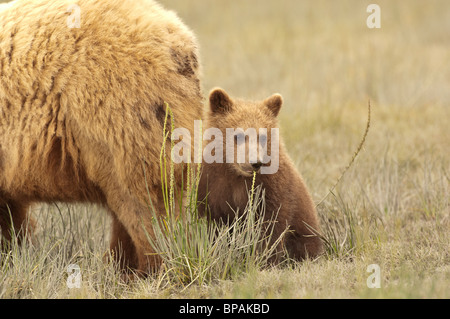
[0, 0, 203, 273]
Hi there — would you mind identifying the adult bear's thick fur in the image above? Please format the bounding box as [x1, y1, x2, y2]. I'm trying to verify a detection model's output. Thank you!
[0, 0, 203, 273]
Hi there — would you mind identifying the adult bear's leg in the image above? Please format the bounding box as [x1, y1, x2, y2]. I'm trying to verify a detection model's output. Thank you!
[0, 200, 34, 248]
[105, 187, 164, 275]
[109, 211, 139, 271]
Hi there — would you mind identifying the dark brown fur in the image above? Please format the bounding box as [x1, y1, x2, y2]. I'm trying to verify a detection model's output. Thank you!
[198, 89, 323, 261]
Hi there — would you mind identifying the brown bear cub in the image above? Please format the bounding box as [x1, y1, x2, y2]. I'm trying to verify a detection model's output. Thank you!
[198, 88, 323, 261]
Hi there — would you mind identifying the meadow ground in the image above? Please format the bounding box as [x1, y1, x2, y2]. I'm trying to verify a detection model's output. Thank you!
[0, 0, 449, 298]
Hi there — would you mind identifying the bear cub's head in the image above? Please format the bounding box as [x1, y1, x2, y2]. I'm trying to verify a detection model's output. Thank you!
[206, 88, 283, 177]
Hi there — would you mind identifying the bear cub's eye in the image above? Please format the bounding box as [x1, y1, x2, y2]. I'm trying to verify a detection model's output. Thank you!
[234, 133, 245, 144]
[259, 134, 267, 145]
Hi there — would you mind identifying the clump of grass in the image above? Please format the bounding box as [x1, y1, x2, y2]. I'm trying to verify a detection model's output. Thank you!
[315, 101, 373, 259]
[144, 105, 287, 288]
[316, 100, 371, 207]
[147, 183, 287, 288]
[317, 192, 358, 259]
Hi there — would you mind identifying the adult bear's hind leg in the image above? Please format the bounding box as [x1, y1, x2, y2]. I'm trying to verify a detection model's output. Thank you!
[0, 201, 34, 248]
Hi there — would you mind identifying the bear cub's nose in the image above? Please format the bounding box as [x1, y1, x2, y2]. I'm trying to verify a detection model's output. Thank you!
[251, 162, 263, 170]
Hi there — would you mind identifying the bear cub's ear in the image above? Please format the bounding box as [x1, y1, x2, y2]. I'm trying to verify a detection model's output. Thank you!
[264, 93, 283, 117]
[209, 88, 233, 113]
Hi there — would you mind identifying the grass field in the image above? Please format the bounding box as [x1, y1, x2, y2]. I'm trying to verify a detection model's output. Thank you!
[0, 0, 449, 298]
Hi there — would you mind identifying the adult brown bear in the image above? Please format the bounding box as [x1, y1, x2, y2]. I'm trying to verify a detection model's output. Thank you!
[0, 0, 202, 273]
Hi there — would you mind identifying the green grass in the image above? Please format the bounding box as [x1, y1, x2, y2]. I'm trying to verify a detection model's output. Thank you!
[1, 0, 449, 298]
[147, 183, 288, 288]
